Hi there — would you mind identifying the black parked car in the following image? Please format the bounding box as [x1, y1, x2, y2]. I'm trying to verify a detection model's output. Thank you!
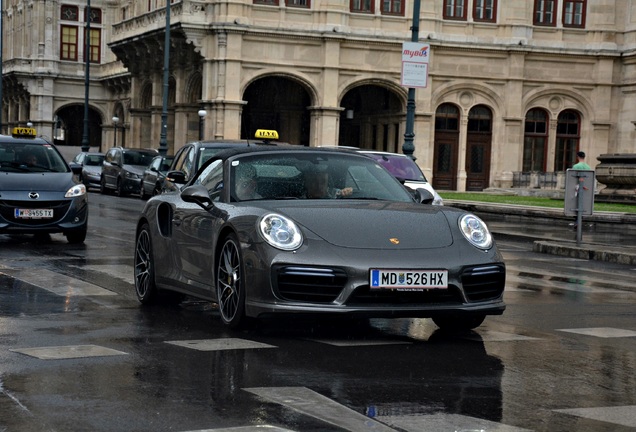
[69, 151, 105, 190]
[164, 129, 287, 192]
[0, 129, 88, 243]
[140, 155, 174, 199]
[100, 147, 158, 196]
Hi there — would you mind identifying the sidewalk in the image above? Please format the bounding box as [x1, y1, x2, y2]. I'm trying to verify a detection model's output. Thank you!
[446, 200, 636, 266]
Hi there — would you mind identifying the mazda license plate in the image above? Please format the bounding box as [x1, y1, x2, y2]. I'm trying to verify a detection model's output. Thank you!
[370, 269, 448, 290]
[15, 208, 53, 219]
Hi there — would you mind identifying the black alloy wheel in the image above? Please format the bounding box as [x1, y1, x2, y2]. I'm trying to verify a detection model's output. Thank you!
[134, 224, 158, 304]
[116, 178, 125, 197]
[216, 233, 247, 328]
[100, 176, 109, 194]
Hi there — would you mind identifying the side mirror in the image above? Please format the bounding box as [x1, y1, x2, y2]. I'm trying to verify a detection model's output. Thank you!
[166, 170, 186, 184]
[181, 184, 214, 210]
[69, 163, 83, 175]
[413, 187, 434, 205]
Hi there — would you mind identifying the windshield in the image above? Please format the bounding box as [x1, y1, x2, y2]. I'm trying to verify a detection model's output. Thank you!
[223, 152, 415, 202]
[0, 142, 69, 173]
[86, 155, 105, 166]
[124, 151, 157, 166]
[363, 153, 427, 182]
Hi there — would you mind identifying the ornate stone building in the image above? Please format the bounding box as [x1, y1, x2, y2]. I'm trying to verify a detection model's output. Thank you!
[2, 0, 635, 191]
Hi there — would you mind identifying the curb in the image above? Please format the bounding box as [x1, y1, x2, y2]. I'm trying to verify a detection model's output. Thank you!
[533, 240, 636, 266]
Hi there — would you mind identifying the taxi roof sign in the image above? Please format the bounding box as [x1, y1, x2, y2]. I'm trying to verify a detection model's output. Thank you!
[254, 129, 279, 140]
[12, 127, 37, 139]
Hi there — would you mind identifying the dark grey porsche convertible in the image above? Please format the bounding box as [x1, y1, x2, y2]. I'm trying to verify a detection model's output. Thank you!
[134, 146, 505, 330]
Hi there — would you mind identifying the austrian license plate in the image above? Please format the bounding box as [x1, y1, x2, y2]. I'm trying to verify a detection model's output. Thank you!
[14, 208, 53, 219]
[370, 269, 448, 290]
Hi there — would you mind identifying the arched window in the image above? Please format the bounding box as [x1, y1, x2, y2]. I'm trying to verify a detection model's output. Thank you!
[435, 103, 459, 131]
[555, 110, 581, 171]
[523, 108, 548, 171]
[468, 105, 492, 133]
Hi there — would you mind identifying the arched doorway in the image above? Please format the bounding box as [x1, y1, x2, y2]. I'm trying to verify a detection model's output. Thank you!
[433, 103, 460, 190]
[465, 105, 493, 191]
[339, 85, 403, 150]
[54, 105, 102, 149]
[242, 77, 311, 145]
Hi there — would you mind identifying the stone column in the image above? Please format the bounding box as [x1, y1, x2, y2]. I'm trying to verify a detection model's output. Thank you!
[308, 106, 343, 147]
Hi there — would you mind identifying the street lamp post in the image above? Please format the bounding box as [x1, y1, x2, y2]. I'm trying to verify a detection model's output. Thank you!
[81, 0, 91, 152]
[402, 0, 421, 160]
[198, 110, 207, 141]
[158, 0, 171, 156]
[112, 116, 119, 147]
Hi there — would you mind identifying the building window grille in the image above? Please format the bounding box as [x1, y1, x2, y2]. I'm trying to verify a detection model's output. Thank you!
[86, 28, 101, 63]
[443, 0, 467, 20]
[61, 5, 79, 21]
[381, 0, 403, 16]
[286, 0, 310, 8]
[563, 0, 586, 28]
[473, 0, 496, 23]
[61, 26, 78, 61]
[351, 0, 373, 13]
[534, 0, 556, 26]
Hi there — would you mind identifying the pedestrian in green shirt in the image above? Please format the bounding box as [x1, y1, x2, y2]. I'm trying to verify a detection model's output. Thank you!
[570, 151, 592, 230]
[572, 151, 591, 170]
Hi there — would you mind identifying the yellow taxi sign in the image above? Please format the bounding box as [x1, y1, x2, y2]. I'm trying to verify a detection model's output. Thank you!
[254, 129, 279, 140]
[12, 127, 37, 138]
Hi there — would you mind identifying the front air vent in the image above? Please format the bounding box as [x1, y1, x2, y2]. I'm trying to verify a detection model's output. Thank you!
[461, 264, 506, 301]
[273, 266, 347, 303]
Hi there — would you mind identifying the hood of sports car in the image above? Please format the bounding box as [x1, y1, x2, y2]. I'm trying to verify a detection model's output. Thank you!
[0, 172, 75, 192]
[275, 201, 454, 249]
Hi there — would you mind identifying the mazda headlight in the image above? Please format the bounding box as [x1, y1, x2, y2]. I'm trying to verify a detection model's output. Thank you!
[459, 214, 492, 250]
[65, 184, 86, 198]
[259, 213, 303, 251]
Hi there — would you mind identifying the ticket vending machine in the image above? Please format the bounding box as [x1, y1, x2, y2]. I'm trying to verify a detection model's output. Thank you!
[564, 169, 595, 243]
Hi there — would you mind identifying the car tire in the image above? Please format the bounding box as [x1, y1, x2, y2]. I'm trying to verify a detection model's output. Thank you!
[116, 178, 126, 197]
[134, 223, 158, 305]
[100, 176, 109, 194]
[65, 224, 87, 244]
[432, 315, 486, 332]
[216, 233, 248, 329]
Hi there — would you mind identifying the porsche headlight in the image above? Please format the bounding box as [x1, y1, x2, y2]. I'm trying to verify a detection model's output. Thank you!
[65, 184, 86, 198]
[259, 213, 303, 251]
[459, 214, 492, 250]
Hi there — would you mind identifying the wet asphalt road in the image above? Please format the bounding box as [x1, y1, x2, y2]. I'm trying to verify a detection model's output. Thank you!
[1, 192, 636, 432]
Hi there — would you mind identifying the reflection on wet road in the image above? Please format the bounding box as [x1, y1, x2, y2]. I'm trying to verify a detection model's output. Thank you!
[0, 193, 635, 432]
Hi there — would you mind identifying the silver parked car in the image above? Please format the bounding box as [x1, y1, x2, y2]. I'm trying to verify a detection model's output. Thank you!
[100, 147, 158, 196]
[70, 151, 105, 190]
